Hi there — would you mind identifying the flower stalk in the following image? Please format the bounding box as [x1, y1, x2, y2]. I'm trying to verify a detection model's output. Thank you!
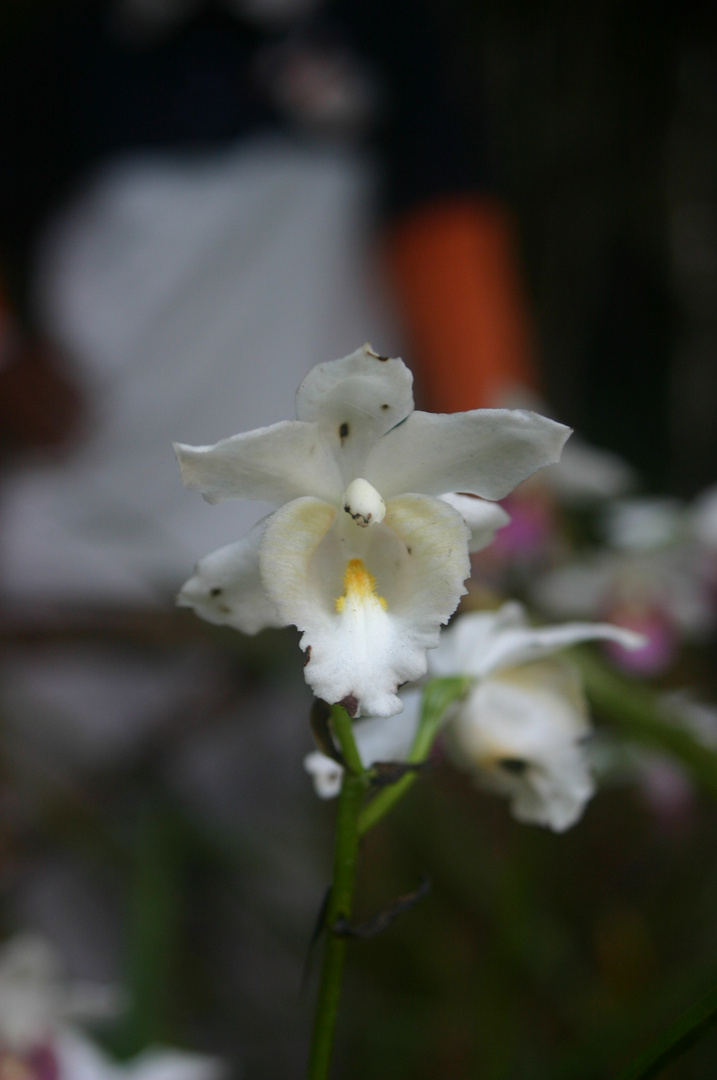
[307, 707, 368, 1080]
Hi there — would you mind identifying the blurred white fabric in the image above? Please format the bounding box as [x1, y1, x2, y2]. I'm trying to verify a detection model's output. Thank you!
[0, 137, 399, 606]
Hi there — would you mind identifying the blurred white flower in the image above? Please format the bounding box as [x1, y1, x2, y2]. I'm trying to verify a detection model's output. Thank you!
[549, 435, 638, 506]
[427, 603, 645, 831]
[177, 344, 569, 718]
[533, 493, 717, 674]
[602, 497, 684, 553]
[0, 934, 225, 1080]
[0, 934, 119, 1056]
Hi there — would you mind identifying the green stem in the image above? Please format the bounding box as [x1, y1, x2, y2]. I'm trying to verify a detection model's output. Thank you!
[306, 770, 367, 1080]
[358, 677, 470, 836]
[330, 703, 365, 777]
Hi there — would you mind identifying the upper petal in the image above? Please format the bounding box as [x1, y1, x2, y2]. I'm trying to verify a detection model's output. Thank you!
[295, 344, 415, 486]
[174, 419, 342, 505]
[365, 408, 571, 500]
[177, 518, 284, 634]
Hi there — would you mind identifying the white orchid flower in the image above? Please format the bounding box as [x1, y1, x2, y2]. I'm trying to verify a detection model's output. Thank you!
[0, 934, 225, 1080]
[427, 603, 645, 831]
[176, 345, 569, 718]
[304, 693, 420, 798]
[0, 934, 120, 1056]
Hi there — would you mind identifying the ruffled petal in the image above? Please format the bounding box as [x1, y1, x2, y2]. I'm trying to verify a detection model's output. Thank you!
[174, 419, 342, 505]
[177, 519, 284, 634]
[365, 409, 571, 501]
[295, 344, 415, 486]
[447, 659, 595, 831]
[439, 493, 510, 553]
[430, 602, 646, 679]
[261, 494, 470, 717]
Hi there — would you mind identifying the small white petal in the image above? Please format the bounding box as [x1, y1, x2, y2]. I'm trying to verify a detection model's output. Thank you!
[304, 751, 344, 799]
[439, 493, 510, 553]
[177, 518, 284, 634]
[174, 419, 342, 505]
[365, 409, 571, 501]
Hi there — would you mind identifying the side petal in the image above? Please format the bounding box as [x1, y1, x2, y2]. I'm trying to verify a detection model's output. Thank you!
[439, 493, 511, 553]
[365, 408, 571, 501]
[295, 344, 415, 486]
[177, 519, 284, 634]
[261, 494, 470, 717]
[174, 419, 342, 505]
[304, 751, 344, 799]
[430, 603, 646, 679]
[428, 603, 529, 677]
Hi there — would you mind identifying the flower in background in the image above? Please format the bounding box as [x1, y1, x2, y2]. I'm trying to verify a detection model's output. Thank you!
[177, 344, 569, 717]
[533, 496, 716, 676]
[428, 603, 645, 831]
[0, 933, 225, 1080]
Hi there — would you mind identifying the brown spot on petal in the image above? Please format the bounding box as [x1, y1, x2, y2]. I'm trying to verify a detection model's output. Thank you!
[381, 403, 390, 410]
[339, 422, 350, 442]
[304, 646, 312, 667]
[338, 694, 359, 718]
[210, 587, 222, 597]
[498, 758, 528, 775]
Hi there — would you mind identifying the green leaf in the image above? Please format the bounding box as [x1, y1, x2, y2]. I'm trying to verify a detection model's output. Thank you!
[614, 980, 717, 1080]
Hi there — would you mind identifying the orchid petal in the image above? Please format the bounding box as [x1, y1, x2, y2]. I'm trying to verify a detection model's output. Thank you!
[177, 518, 284, 634]
[295, 344, 415, 485]
[174, 419, 342, 505]
[439, 493, 510, 553]
[430, 602, 646, 679]
[365, 409, 571, 501]
[261, 494, 469, 717]
[447, 658, 594, 831]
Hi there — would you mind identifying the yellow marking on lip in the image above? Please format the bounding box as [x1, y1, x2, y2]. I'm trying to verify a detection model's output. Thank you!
[335, 558, 388, 613]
